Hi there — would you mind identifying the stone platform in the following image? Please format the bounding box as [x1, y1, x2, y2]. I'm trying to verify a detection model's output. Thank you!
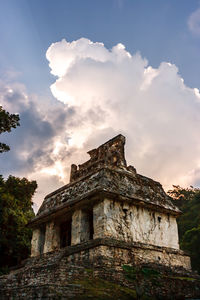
[0, 238, 200, 299]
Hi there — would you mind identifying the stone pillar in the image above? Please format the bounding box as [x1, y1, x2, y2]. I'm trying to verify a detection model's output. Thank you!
[166, 215, 179, 249]
[43, 221, 60, 253]
[31, 228, 40, 257]
[71, 209, 90, 245]
[93, 200, 105, 239]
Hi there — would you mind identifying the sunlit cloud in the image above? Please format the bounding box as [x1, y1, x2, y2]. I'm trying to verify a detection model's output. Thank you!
[1, 37, 200, 210]
[46, 37, 200, 191]
[41, 161, 65, 180]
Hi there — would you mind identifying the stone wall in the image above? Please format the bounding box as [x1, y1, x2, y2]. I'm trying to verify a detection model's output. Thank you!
[93, 198, 179, 249]
[0, 239, 196, 299]
[31, 196, 179, 260]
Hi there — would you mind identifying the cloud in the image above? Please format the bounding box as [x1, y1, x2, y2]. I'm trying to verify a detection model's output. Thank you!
[0, 81, 74, 205]
[1, 37, 200, 210]
[188, 7, 200, 36]
[46, 38, 200, 191]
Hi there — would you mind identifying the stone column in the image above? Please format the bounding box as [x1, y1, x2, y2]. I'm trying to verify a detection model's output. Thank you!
[31, 228, 40, 257]
[165, 215, 179, 249]
[43, 221, 60, 253]
[93, 200, 105, 239]
[71, 209, 90, 245]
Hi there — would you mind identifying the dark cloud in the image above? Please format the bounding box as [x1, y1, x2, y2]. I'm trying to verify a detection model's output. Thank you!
[0, 83, 73, 178]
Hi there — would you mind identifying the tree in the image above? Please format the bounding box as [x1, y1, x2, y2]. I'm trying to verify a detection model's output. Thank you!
[0, 175, 37, 274]
[0, 105, 20, 153]
[181, 226, 200, 274]
[168, 185, 200, 273]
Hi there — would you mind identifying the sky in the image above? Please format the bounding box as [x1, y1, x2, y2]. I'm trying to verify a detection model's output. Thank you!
[1, 0, 200, 210]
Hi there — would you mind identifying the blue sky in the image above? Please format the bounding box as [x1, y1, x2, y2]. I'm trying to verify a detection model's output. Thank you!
[1, 0, 200, 91]
[1, 0, 200, 207]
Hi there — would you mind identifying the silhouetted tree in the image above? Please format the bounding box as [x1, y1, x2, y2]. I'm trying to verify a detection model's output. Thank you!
[0, 105, 20, 153]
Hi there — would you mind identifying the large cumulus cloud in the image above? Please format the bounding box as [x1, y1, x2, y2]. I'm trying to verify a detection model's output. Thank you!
[1, 37, 200, 209]
[46, 38, 200, 190]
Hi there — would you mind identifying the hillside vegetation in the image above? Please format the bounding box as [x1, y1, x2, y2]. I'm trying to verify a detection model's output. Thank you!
[168, 186, 200, 274]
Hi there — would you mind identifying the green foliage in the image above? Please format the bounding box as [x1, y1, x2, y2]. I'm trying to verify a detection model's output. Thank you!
[0, 105, 20, 153]
[0, 175, 37, 273]
[168, 185, 200, 274]
[181, 225, 200, 273]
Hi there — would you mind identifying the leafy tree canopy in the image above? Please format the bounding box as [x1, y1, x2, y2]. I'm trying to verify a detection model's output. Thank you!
[0, 105, 20, 153]
[0, 175, 37, 274]
[168, 185, 200, 273]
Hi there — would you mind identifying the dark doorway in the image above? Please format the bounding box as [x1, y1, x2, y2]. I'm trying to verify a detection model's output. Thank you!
[89, 210, 94, 240]
[38, 225, 46, 255]
[60, 219, 71, 248]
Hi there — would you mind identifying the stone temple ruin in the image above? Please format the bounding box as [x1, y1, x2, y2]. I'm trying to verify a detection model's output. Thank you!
[30, 134, 190, 268]
[2, 134, 198, 299]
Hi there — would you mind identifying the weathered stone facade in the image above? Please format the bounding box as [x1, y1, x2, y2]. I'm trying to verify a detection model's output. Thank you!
[1, 134, 199, 299]
[29, 134, 188, 268]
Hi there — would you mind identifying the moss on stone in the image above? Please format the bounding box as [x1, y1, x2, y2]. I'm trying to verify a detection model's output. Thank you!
[84, 268, 93, 274]
[71, 277, 137, 299]
[166, 276, 198, 282]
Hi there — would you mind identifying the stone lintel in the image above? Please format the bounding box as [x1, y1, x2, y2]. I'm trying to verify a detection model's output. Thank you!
[29, 190, 181, 229]
[37, 166, 179, 217]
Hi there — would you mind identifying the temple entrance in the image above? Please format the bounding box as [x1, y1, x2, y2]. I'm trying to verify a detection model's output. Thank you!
[38, 225, 46, 255]
[60, 219, 71, 248]
[89, 210, 94, 240]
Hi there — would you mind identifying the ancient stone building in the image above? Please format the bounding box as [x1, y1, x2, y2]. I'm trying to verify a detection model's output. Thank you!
[2, 134, 199, 299]
[30, 134, 190, 269]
